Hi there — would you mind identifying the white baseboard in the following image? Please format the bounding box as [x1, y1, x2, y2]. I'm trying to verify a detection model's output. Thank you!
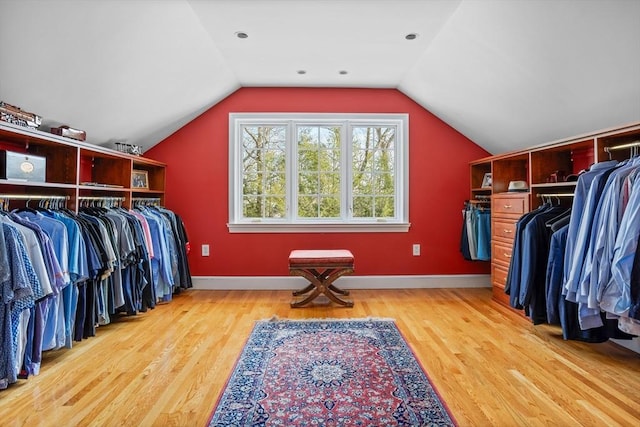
[191, 274, 491, 290]
[611, 337, 640, 353]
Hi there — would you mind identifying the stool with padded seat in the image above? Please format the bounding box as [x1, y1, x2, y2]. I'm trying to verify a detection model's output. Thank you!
[288, 249, 354, 308]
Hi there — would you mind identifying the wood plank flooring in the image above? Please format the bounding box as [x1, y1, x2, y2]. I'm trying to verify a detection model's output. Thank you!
[0, 288, 638, 426]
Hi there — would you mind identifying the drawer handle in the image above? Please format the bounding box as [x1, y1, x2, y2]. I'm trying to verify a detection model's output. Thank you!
[503, 252, 511, 258]
[503, 204, 512, 209]
[503, 229, 512, 233]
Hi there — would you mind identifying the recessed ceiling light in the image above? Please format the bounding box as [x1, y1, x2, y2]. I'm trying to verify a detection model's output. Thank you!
[405, 33, 418, 40]
[339, 70, 348, 75]
[297, 70, 307, 75]
[235, 31, 248, 39]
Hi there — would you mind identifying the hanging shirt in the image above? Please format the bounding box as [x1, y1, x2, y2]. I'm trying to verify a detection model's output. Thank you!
[505, 204, 549, 309]
[586, 162, 640, 308]
[17, 211, 71, 287]
[1, 222, 37, 389]
[475, 208, 491, 261]
[0, 215, 51, 299]
[563, 161, 619, 302]
[51, 211, 89, 285]
[518, 206, 567, 323]
[601, 174, 640, 317]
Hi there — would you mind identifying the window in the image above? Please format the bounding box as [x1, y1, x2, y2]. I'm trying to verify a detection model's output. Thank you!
[229, 113, 409, 232]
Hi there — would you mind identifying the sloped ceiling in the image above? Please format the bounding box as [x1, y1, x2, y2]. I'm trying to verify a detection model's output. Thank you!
[0, 0, 638, 155]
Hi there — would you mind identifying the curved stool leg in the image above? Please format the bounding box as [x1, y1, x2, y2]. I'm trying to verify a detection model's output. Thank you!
[289, 267, 353, 307]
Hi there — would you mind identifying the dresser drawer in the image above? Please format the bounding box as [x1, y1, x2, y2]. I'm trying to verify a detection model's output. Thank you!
[492, 241, 513, 267]
[492, 263, 509, 288]
[493, 196, 527, 215]
[493, 220, 517, 240]
[492, 263, 511, 307]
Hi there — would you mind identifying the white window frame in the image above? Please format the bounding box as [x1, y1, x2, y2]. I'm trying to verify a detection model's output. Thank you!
[228, 113, 410, 233]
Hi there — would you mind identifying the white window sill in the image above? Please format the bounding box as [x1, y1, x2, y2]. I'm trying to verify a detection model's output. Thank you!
[227, 222, 411, 233]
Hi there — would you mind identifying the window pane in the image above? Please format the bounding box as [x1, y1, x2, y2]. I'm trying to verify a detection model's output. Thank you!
[376, 128, 395, 150]
[298, 126, 317, 148]
[319, 127, 340, 149]
[352, 126, 396, 219]
[353, 196, 373, 218]
[319, 149, 340, 172]
[319, 172, 340, 196]
[243, 195, 261, 218]
[319, 196, 340, 218]
[242, 126, 285, 151]
[298, 149, 318, 171]
[265, 172, 286, 195]
[374, 172, 395, 195]
[352, 127, 370, 150]
[352, 149, 373, 173]
[352, 172, 372, 195]
[298, 172, 318, 194]
[243, 172, 262, 195]
[241, 125, 287, 219]
[298, 195, 318, 218]
[373, 150, 394, 172]
[264, 149, 286, 173]
[265, 196, 286, 218]
[297, 125, 341, 219]
[375, 197, 395, 218]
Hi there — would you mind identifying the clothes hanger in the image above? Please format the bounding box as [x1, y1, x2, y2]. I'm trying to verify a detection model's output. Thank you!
[14, 198, 38, 214]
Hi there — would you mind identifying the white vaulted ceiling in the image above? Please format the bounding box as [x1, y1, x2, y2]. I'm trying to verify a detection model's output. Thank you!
[0, 0, 638, 155]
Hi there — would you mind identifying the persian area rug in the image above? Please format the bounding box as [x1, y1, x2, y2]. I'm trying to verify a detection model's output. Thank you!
[208, 318, 456, 426]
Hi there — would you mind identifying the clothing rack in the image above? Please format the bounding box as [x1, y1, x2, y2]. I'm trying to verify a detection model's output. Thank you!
[468, 194, 491, 205]
[0, 194, 69, 210]
[78, 196, 125, 208]
[537, 193, 574, 205]
[537, 193, 575, 198]
[604, 140, 640, 158]
[132, 197, 162, 207]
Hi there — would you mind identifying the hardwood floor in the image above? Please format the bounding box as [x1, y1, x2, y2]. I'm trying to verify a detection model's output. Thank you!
[1, 288, 638, 426]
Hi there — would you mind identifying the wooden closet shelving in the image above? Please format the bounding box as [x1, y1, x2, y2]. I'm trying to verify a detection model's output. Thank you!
[470, 122, 640, 307]
[0, 121, 165, 210]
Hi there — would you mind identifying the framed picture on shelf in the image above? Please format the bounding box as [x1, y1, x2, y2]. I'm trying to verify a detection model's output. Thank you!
[131, 170, 149, 189]
[481, 173, 492, 188]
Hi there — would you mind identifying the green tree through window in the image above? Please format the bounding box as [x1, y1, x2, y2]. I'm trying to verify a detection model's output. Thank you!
[241, 126, 286, 218]
[352, 126, 395, 218]
[297, 126, 341, 218]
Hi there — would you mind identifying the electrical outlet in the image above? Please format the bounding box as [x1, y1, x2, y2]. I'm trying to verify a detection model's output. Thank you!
[412, 244, 420, 256]
[202, 244, 210, 257]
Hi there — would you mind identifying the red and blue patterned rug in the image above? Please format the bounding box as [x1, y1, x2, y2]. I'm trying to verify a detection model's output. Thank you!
[208, 318, 456, 426]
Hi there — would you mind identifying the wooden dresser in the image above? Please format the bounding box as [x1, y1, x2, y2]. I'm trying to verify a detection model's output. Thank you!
[491, 192, 529, 307]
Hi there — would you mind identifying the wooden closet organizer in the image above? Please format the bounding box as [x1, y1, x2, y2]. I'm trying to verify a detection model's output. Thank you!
[0, 121, 165, 211]
[470, 122, 640, 307]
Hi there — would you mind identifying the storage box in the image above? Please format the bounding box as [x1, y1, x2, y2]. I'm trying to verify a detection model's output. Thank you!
[51, 126, 86, 141]
[0, 150, 46, 182]
[0, 101, 42, 129]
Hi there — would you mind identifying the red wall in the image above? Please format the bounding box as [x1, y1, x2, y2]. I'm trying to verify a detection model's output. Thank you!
[146, 87, 490, 276]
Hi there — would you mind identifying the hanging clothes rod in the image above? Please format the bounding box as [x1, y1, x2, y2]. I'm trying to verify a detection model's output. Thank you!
[0, 194, 69, 200]
[603, 140, 640, 153]
[0, 194, 69, 210]
[78, 196, 125, 208]
[537, 193, 575, 198]
[132, 197, 162, 207]
[604, 140, 640, 158]
[77, 196, 125, 201]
